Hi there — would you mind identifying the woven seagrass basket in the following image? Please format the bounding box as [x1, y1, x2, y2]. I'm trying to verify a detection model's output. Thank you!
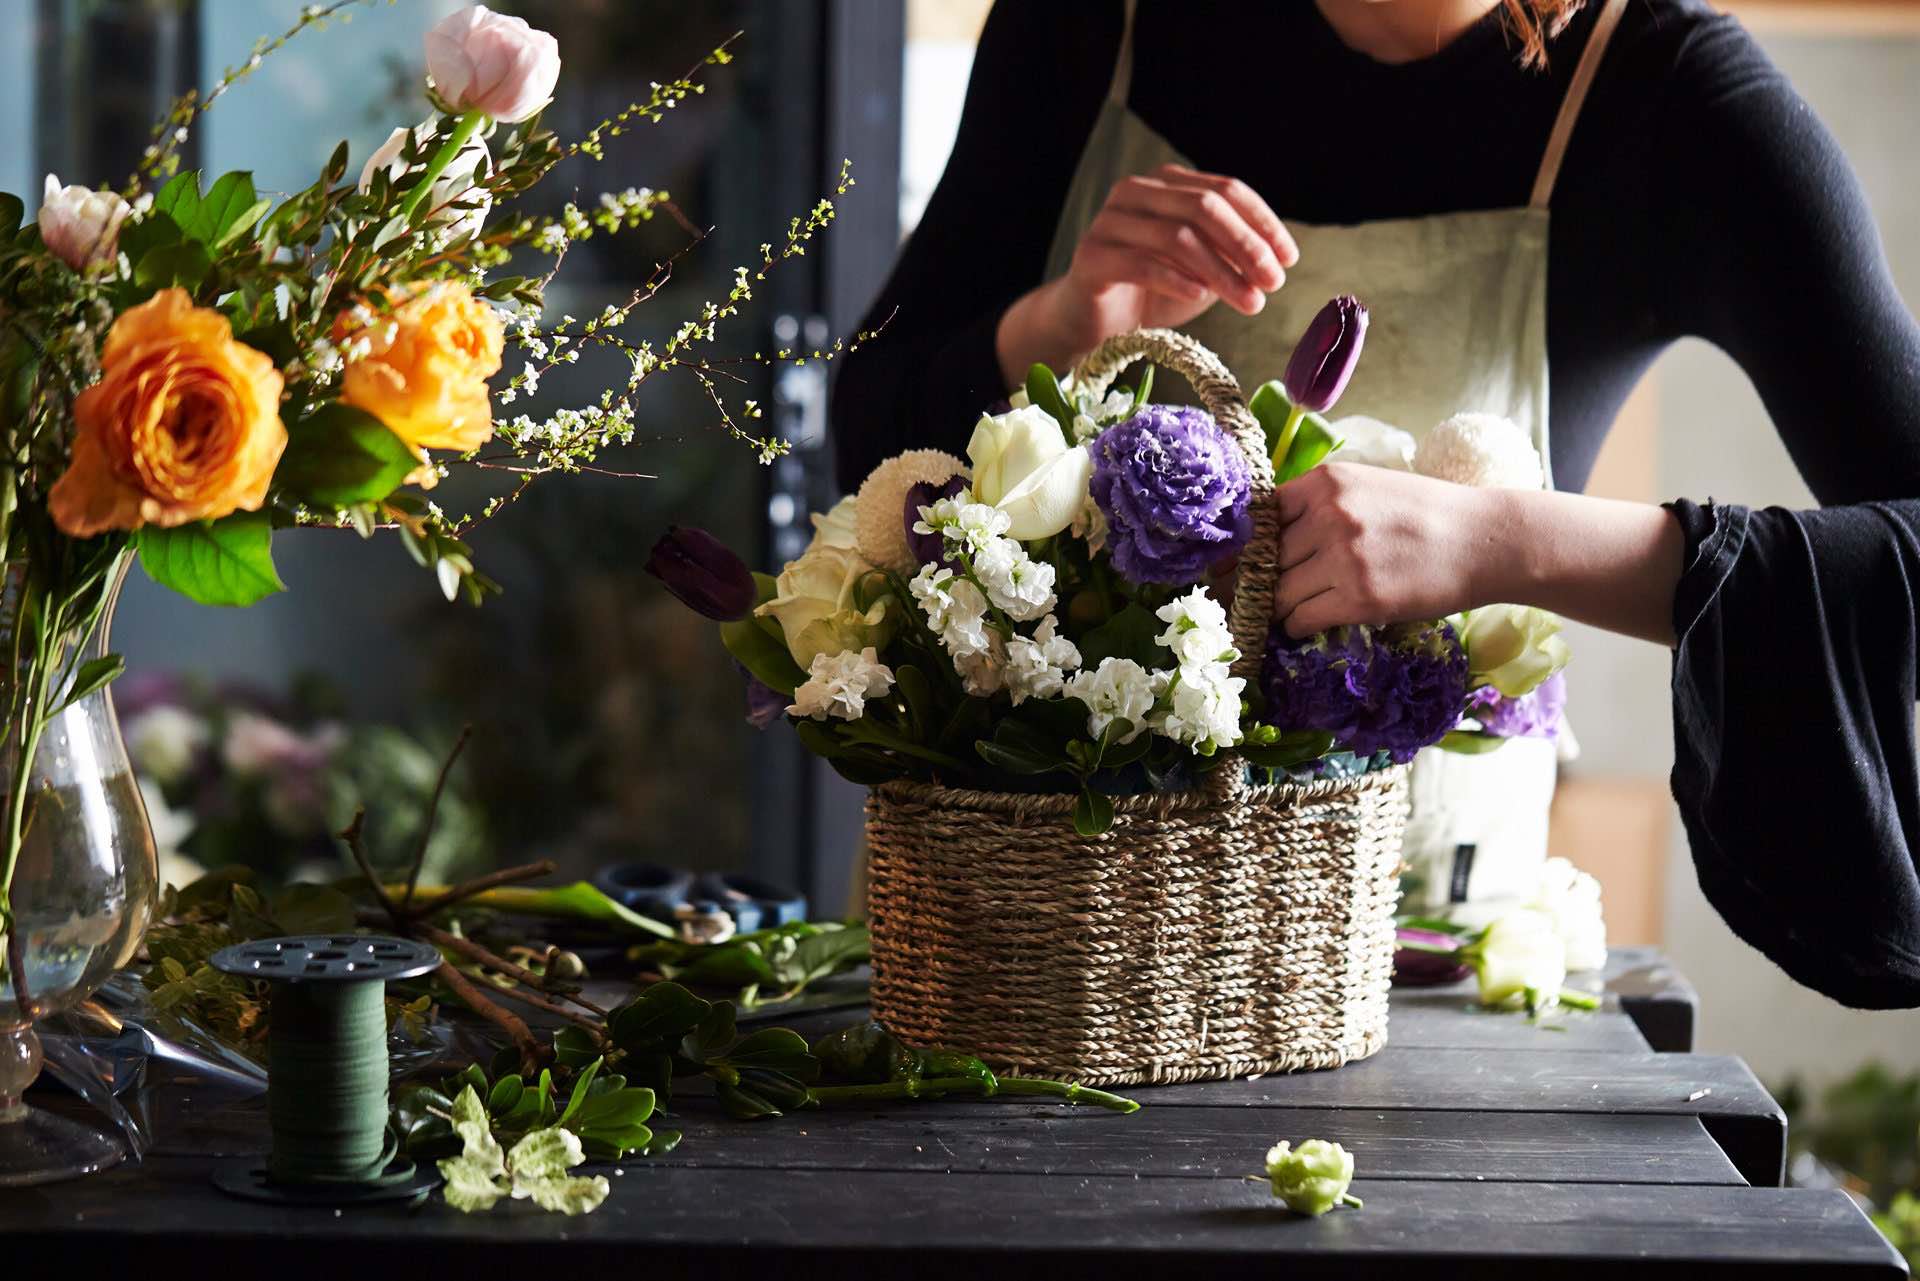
[865, 328, 1410, 1087]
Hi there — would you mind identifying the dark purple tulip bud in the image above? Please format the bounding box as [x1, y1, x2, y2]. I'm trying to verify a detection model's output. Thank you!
[645, 525, 757, 621]
[1393, 926, 1472, 986]
[738, 666, 787, 730]
[903, 475, 967, 570]
[1283, 295, 1369, 414]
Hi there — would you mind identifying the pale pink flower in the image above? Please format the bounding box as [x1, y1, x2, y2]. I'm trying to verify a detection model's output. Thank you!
[425, 6, 561, 123]
[38, 175, 132, 271]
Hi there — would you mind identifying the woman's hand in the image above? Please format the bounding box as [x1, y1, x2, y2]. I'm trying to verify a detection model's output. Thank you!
[1269, 463, 1686, 646]
[1271, 464, 1491, 637]
[995, 164, 1297, 386]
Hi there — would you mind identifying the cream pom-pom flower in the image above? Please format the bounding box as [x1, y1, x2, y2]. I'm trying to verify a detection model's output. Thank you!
[853, 448, 967, 572]
[1414, 412, 1544, 490]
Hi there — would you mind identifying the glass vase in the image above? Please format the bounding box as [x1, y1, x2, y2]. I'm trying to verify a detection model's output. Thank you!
[0, 555, 156, 1184]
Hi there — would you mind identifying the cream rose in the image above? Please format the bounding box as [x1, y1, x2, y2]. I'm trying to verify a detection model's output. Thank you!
[756, 543, 894, 670]
[38, 174, 132, 271]
[425, 5, 562, 123]
[966, 404, 1090, 540]
[1455, 604, 1572, 699]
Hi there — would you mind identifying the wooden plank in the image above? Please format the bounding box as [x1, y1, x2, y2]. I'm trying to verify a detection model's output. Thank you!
[11, 1159, 1900, 1278]
[644, 1105, 1743, 1186]
[1604, 945, 1700, 1052]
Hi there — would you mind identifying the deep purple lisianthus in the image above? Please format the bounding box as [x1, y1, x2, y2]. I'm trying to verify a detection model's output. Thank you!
[1090, 405, 1251, 586]
[903, 475, 966, 569]
[1467, 671, 1566, 739]
[1260, 620, 1469, 764]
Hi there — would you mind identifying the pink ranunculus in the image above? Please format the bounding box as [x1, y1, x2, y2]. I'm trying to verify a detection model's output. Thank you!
[38, 174, 132, 271]
[424, 5, 561, 124]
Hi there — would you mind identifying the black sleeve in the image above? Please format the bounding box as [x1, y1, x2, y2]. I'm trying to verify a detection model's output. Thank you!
[1656, 19, 1920, 503]
[827, 1, 1117, 493]
[1667, 498, 1920, 1007]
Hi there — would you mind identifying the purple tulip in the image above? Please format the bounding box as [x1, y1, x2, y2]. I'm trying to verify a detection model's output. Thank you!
[903, 475, 967, 570]
[1283, 295, 1369, 414]
[738, 667, 787, 730]
[645, 526, 757, 621]
[1393, 926, 1472, 986]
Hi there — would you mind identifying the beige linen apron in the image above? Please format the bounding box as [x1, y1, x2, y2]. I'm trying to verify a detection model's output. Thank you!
[1044, 0, 1628, 911]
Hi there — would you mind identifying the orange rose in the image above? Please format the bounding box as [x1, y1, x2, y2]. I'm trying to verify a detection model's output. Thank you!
[338, 281, 504, 459]
[50, 287, 287, 537]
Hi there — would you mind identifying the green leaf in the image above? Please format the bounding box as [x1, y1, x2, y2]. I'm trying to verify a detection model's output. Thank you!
[487, 1075, 526, 1116]
[1078, 603, 1169, 669]
[1238, 730, 1337, 770]
[681, 1001, 738, 1064]
[118, 210, 183, 264]
[133, 241, 211, 292]
[1276, 412, 1342, 484]
[54, 654, 124, 713]
[641, 1128, 683, 1156]
[438, 1151, 509, 1212]
[553, 1026, 600, 1070]
[774, 923, 870, 987]
[1129, 364, 1155, 414]
[825, 755, 898, 786]
[893, 663, 934, 740]
[1437, 730, 1510, 755]
[153, 171, 203, 232]
[609, 982, 713, 1051]
[506, 1127, 582, 1182]
[1249, 379, 1299, 463]
[571, 1087, 656, 1132]
[214, 197, 273, 249]
[1025, 363, 1077, 439]
[721, 1027, 818, 1078]
[974, 739, 1068, 776]
[1074, 787, 1115, 837]
[277, 403, 417, 507]
[721, 614, 806, 696]
[438, 881, 674, 938]
[714, 1080, 783, 1120]
[136, 511, 284, 607]
[268, 883, 357, 934]
[0, 193, 22, 237]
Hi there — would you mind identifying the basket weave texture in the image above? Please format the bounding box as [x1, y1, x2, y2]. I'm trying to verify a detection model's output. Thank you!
[866, 329, 1409, 1085]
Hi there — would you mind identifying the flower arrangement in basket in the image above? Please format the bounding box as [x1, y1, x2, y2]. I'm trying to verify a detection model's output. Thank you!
[0, 5, 857, 1000]
[655, 301, 1574, 1083]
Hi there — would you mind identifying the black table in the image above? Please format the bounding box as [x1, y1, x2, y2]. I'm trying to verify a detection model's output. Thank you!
[4, 952, 1905, 1279]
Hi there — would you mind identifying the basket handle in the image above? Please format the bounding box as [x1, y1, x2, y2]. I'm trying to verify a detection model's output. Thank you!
[1070, 328, 1284, 802]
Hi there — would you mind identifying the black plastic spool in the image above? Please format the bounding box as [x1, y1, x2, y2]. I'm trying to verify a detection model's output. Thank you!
[209, 934, 443, 1206]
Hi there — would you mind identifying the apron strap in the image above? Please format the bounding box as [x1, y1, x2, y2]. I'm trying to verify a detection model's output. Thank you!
[1528, 0, 1629, 210]
[1108, 0, 1139, 108]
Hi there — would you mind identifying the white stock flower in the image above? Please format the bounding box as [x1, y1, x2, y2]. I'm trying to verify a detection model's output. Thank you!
[126, 705, 209, 787]
[1527, 857, 1608, 973]
[972, 537, 1056, 622]
[953, 639, 1007, 697]
[1065, 658, 1160, 745]
[910, 565, 994, 659]
[1415, 412, 1544, 490]
[1004, 615, 1081, 705]
[788, 647, 895, 721]
[916, 500, 1009, 556]
[966, 404, 1092, 540]
[1153, 663, 1246, 753]
[359, 120, 493, 242]
[425, 5, 562, 123]
[38, 174, 132, 271]
[1154, 588, 1239, 668]
[1470, 910, 1568, 1010]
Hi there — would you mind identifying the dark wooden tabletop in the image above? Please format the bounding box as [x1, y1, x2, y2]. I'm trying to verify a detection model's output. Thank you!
[4, 950, 1905, 1279]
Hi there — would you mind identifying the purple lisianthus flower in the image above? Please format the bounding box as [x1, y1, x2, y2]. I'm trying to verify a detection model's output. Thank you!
[1467, 671, 1566, 739]
[1260, 620, 1469, 764]
[1089, 405, 1251, 586]
[903, 475, 966, 569]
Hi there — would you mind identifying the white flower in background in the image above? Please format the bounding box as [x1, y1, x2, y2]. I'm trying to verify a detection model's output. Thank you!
[756, 544, 894, 670]
[1004, 615, 1081, 705]
[1527, 856, 1608, 972]
[38, 174, 132, 271]
[1065, 657, 1160, 745]
[1328, 414, 1416, 472]
[1153, 663, 1246, 753]
[1454, 603, 1572, 699]
[966, 404, 1092, 540]
[788, 647, 895, 721]
[1415, 412, 1544, 490]
[223, 713, 343, 777]
[1071, 413, 1100, 444]
[953, 639, 1008, 697]
[852, 449, 966, 572]
[425, 4, 562, 123]
[807, 495, 859, 552]
[972, 537, 1056, 622]
[138, 777, 204, 891]
[1069, 497, 1108, 555]
[1469, 909, 1568, 1011]
[1154, 588, 1239, 668]
[359, 120, 493, 242]
[125, 705, 209, 787]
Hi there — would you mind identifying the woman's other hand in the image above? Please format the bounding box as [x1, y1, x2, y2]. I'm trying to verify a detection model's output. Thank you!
[995, 164, 1297, 385]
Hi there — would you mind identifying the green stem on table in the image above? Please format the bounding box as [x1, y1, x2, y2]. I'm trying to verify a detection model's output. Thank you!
[1557, 989, 1601, 1011]
[1268, 402, 1306, 473]
[1340, 1193, 1364, 1210]
[397, 109, 487, 226]
[806, 1075, 1140, 1114]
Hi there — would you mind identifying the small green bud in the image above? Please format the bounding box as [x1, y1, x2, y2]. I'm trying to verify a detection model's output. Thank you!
[1264, 1139, 1359, 1216]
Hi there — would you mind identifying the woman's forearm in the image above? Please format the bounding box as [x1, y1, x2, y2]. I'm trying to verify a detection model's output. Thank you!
[1473, 488, 1685, 646]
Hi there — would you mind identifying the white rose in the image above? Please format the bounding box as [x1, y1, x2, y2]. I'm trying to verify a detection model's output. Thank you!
[756, 544, 893, 670]
[38, 174, 132, 271]
[424, 5, 561, 123]
[126, 705, 209, 787]
[359, 120, 493, 242]
[1455, 604, 1572, 699]
[1528, 856, 1608, 973]
[808, 495, 859, 552]
[966, 404, 1092, 540]
[1328, 414, 1416, 472]
[1470, 909, 1568, 1010]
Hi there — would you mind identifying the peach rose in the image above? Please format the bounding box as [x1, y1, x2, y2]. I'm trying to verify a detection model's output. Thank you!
[338, 281, 504, 461]
[50, 288, 287, 537]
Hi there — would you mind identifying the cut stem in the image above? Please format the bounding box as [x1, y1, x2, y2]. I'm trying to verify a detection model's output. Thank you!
[397, 109, 486, 226]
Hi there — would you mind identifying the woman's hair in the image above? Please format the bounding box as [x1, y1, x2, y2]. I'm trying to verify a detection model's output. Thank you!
[1502, 0, 1587, 70]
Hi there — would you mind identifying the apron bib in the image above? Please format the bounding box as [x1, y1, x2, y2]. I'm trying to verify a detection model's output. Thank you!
[1044, 0, 1628, 912]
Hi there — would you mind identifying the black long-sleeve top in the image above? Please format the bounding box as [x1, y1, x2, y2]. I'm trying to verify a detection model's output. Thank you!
[831, 0, 1920, 1006]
